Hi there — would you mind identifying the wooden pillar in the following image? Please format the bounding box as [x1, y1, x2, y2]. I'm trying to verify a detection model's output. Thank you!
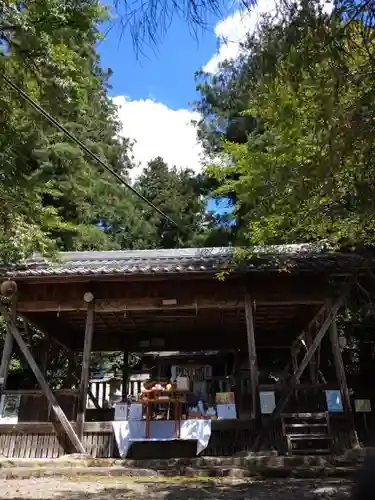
[329, 318, 359, 448]
[122, 350, 129, 402]
[244, 294, 260, 421]
[0, 299, 16, 392]
[76, 294, 94, 441]
[231, 349, 241, 419]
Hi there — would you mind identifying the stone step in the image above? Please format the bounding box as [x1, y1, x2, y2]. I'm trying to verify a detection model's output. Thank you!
[0, 464, 358, 480]
[0, 454, 335, 469]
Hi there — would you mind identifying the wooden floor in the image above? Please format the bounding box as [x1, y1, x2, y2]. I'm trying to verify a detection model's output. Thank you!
[0, 416, 353, 459]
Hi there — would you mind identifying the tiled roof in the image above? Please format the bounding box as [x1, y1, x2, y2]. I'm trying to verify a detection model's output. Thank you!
[1, 244, 365, 279]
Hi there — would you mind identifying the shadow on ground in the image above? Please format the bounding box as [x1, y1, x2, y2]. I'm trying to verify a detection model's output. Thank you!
[0, 477, 354, 500]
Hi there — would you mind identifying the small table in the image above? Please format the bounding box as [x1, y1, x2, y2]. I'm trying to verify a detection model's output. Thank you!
[140, 390, 188, 439]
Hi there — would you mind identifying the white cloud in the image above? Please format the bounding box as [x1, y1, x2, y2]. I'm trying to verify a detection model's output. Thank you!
[203, 0, 278, 74]
[114, 1, 335, 181]
[114, 96, 203, 180]
[203, 0, 334, 74]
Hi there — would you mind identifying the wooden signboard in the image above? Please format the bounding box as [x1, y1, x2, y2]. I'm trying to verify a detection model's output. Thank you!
[171, 365, 212, 382]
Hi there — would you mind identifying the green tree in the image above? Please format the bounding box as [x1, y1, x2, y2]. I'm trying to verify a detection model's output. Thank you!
[205, 2, 375, 248]
[0, 0, 153, 263]
[134, 157, 207, 248]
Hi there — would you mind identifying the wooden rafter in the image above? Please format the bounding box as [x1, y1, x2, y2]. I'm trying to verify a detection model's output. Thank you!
[252, 292, 348, 452]
[0, 303, 85, 454]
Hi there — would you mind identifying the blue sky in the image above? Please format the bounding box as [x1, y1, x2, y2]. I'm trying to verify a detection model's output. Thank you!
[97, 0, 333, 182]
[96, 0, 290, 218]
[98, 12, 221, 108]
[96, 1, 278, 183]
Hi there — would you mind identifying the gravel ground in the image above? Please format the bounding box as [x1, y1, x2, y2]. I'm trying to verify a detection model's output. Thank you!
[0, 477, 354, 500]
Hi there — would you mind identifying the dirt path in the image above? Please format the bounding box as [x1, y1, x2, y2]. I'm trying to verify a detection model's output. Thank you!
[0, 477, 353, 499]
[0, 477, 351, 500]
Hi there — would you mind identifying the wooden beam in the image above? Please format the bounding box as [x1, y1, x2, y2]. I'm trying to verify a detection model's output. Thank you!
[244, 294, 260, 421]
[0, 299, 16, 391]
[305, 330, 318, 384]
[0, 303, 85, 454]
[3, 389, 79, 396]
[252, 294, 347, 452]
[290, 343, 301, 400]
[122, 350, 129, 402]
[17, 297, 325, 313]
[299, 337, 327, 384]
[329, 318, 359, 448]
[76, 298, 94, 440]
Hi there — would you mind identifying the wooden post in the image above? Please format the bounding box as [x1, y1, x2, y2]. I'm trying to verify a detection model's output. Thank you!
[0, 303, 85, 454]
[231, 349, 241, 419]
[244, 294, 260, 421]
[329, 318, 359, 448]
[0, 300, 16, 392]
[66, 352, 76, 389]
[76, 295, 94, 440]
[291, 344, 300, 402]
[39, 334, 50, 376]
[122, 350, 129, 402]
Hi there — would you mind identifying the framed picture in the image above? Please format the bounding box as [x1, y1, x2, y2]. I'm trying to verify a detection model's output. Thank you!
[260, 391, 276, 414]
[0, 394, 20, 423]
[215, 392, 235, 404]
[325, 390, 343, 413]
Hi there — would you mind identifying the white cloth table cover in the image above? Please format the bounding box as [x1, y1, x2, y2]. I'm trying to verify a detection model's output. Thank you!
[112, 420, 211, 457]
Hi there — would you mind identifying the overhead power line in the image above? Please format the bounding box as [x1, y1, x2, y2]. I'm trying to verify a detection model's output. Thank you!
[1, 72, 179, 229]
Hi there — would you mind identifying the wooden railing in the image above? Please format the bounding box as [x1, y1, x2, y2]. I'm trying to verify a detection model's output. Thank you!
[2, 389, 79, 422]
[0, 414, 354, 459]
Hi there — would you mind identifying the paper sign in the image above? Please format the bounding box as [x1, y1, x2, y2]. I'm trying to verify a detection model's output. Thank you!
[260, 391, 276, 414]
[114, 403, 128, 421]
[216, 392, 235, 404]
[217, 403, 237, 419]
[128, 403, 143, 420]
[355, 399, 371, 412]
[325, 390, 343, 412]
[0, 395, 20, 423]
